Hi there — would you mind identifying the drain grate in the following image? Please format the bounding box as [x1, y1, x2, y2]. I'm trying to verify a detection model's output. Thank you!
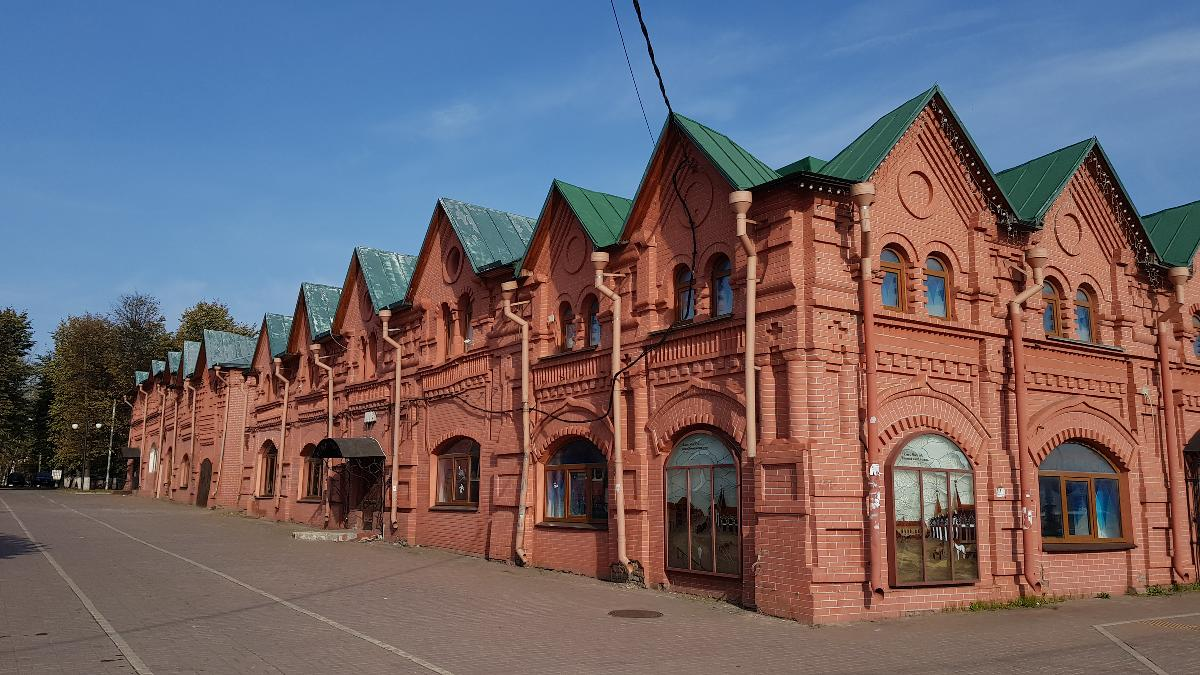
[608, 609, 663, 619]
[1143, 619, 1200, 632]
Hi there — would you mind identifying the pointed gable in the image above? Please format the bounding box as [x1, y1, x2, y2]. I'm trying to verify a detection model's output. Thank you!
[135, 370, 149, 386]
[354, 247, 418, 312]
[201, 329, 256, 369]
[167, 351, 181, 375]
[519, 180, 633, 275]
[671, 113, 780, 190]
[1144, 199, 1200, 268]
[777, 156, 827, 176]
[263, 313, 293, 358]
[997, 138, 1095, 224]
[150, 360, 166, 377]
[301, 282, 342, 342]
[182, 340, 200, 378]
[439, 198, 535, 273]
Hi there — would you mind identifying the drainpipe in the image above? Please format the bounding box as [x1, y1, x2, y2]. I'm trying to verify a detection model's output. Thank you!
[184, 379, 197, 496]
[379, 309, 404, 537]
[851, 182, 886, 597]
[155, 388, 167, 499]
[170, 386, 180, 498]
[502, 280, 533, 565]
[312, 343, 335, 527]
[137, 388, 147, 489]
[1157, 266, 1194, 582]
[592, 252, 630, 572]
[212, 366, 231, 505]
[731, 190, 758, 459]
[271, 357, 290, 512]
[1009, 245, 1049, 593]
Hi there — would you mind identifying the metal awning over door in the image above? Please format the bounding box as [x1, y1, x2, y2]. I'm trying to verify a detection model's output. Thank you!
[120, 447, 141, 460]
[314, 437, 385, 459]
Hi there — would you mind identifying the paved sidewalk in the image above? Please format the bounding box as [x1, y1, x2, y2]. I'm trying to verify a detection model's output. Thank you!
[2, 489, 1198, 674]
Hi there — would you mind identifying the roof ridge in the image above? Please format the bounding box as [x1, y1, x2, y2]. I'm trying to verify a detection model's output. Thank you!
[817, 85, 938, 182]
[996, 138, 1095, 176]
[439, 196, 535, 223]
[552, 178, 633, 203]
[1143, 198, 1200, 218]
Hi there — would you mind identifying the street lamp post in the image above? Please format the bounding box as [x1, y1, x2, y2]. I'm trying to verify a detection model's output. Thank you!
[71, 422, 104, 489]
[104, 400, 117, 490]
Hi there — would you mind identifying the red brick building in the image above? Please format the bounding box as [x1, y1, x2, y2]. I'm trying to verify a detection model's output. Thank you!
[127, 85, 1200, 623]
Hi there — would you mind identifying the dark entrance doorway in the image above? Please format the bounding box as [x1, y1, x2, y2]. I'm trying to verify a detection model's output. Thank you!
[197, 459, 213, 508]
[1186, 451, 1200, 570]
[314, 437, 386, 534]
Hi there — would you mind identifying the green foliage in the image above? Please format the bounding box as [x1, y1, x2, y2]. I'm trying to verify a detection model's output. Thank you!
[1146, 584, 1169, 596]
[174, 300, 253, 348]
[1137, 582, 1200, 597]
[1095, 592, 1110, 599]
[0, 307, 35, 468]
[965, 595, 1066, 611]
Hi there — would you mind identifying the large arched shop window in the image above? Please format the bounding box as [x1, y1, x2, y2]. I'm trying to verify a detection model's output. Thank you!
[435, 438, 480, 507]
[1038, 441, 1125, 543]
[179, 454, 190, 489]
[545, 439, 607, 524]
[585, 295, 601, 348]
[890, 434, 977, 584]
[257, 442, 278, 498]
[666, 433, 739, 575]
[924, 255, 951, 318]
[301, 444, 323, 500]
[1075, 286, 1096, 343]
[710, 254, 733, 318]
[1043, 281, 1062, 337]
[880, 246, 906, 310]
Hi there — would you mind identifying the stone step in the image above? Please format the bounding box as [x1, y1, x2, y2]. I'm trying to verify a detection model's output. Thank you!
[291, 529, 356, 542]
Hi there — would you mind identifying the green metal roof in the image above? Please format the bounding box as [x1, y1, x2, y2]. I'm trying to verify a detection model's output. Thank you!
[996, 139, 1095, 223]
[776, 156, 827, 176]
[1144, 199, 1200, 268]
[355, 247, 418, 311]
[166, 351, 181, 375]
[819, 86, 936, 182]
[263, 313, 293, 358]
[302, 282, 342, 341]
[671, 113, 780, 190]
[553, 180, 631, 248]
[202, 329, 257, 369]
[150, 360, 165, 377]
[135, 371, 148, 386]
[439, 197, 535, 272]
[182, 340, 200, 378]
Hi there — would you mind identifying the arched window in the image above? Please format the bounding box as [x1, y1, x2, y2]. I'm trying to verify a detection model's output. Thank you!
[890, 434, 976, 584]
[924, 256, 950, 318]
[1043, 281, 1062, 337]
[585, 295, 601, 348]
[441, 303, 455, 359]
[367, 332, 378, 378]
[545, 438, 607, 524]
[880, 247, 906, 310]
[1075, 287, 1096, 343]
[436, 438, 480, 507]
[148, 445, 159, 475]
[459, 294, 473, 350]
[1193, 315, 1200, 357]
[711, 254, 733, 318]
[301, 444, 323, 500]
[666, 433, 739, 575]
[674, 265, 695, 323]
[258, 442, 278, 498]
[179, 454, 190, 489]
[559, 302, 576, 352]
[1039, 441, 1125, 543]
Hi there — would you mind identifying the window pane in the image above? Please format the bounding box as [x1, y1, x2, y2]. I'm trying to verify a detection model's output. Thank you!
[550, 439, 605, 465]
[925, 274, 947, 317]
[437, 457, 453, 503]
[714, 466, 739, 574]
[922, 472, 951, 582]
[569, 471, 588, 517]
[882, 270, 900, 308]
[690, 468, 713, 572]
[666, 469, 689, 569]
[952, 472, 978, 580]
[454, 457, 469, 501]
[880, 249, 900, 263]
[1095, 478, 1122, 538]
[667, 433, 735, 467]
[1039, 476, 1064, 537]
[893, 469, 923, 583]
[1075, 306, 1093, 342]
[1041, 443, 1115, 473]
[546, 469, 565, 519]
[1065, 480, 1092, 536]
[590, 469, 608, 521]
[715, 273, 733, 316]
[469, 454, 480, 503]
[895, 434, 969, 470]
[588, 309, 601, 347]
[1043, 303, 1056, 334]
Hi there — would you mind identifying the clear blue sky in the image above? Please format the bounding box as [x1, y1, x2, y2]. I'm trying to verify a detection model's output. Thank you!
[3, 0, 1199, 352]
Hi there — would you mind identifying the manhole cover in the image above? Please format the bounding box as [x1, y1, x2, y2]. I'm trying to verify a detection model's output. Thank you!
[608, 609, 663, 619]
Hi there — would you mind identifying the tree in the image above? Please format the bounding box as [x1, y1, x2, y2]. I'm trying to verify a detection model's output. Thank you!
[46, 313, 117, 474]
[174, 299, 254, 348]
[0, 308, 35, 470]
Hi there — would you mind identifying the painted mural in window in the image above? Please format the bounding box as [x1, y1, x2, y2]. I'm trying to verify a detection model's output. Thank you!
[880, 247, 905, 310]
[890, 434, 977, 584]
[1038, 442, 1124, 543]
[666, 433, 739, 576]
[436, 438, 480, 507]
[711, 255, 733, 317]
[544, 439, 607, 524]
[924, 256, 949, 318]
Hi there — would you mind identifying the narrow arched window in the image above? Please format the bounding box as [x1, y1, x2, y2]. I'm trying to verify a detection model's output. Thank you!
[1075, 287, 1095, 343]
[459, 294, 473, 350]
[1043, 282, 1062, 337]
[1193, 315, 1200, 357]
[711, 255, 733, 318]
[585, 296, 601, 348]
[258, 442, 278, 498]
[880, 247, 906, 310]
[148, 446, 159, 475]
[1039, 441, 1125, 543]
[545, 438, 607, 524]
[435, 438, 481, 507]
[301, 445, 323, 500]
[179, 455, 190, 489]
[666, 432, 739, 575]
[674, 265, 695, 323]
[890, 434, 976, 584]
[441, 303, 454, 359]
[924, 256, 950, 318]
[367, 332, 378, 378]
[559, 302, 576, 352]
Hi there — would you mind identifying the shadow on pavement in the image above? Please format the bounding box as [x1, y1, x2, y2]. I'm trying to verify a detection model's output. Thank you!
[0, 532, 41, 560]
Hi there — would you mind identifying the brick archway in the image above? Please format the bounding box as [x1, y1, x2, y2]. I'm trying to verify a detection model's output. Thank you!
[646, 382, 745, 456]
[1028, 396, 1136, 469]
[877, 378, 991, 465]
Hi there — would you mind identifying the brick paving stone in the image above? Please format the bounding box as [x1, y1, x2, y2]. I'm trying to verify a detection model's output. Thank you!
[4, 490, 1200, 674]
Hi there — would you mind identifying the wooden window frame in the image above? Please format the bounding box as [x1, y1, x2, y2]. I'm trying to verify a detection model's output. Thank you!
[887, 465, 977, 587]
[674, 265, 696, 324]
[923, 255, 952, 319]
[1038, 469, 1129, 546]
[664, 461, 740, 578]
[302, 455, 324, 500]
[544, 462, 607, 525]
[1193, 315, 1200, 358]
[879, 247, 907, 311]
[458, 294, 473, 351]
[710, 255, 733, 318]
[1043, 282, 1062, 337]
[258, 446, 278, 498]
[558, 302, 576, 353]
[1074, 287, 1096, 343]
[435, 443, 480, 508]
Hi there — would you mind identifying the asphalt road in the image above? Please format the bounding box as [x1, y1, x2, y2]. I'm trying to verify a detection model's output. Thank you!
[2, 489, 1199, 674]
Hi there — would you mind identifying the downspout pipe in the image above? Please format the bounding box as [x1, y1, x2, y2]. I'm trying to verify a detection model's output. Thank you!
[592, 252, 630, 572]
[851, 182, 886, 597]
[731, 191, 757, 459]
[155, 388, 167, 499]
[137, 389, 147, 488]
[1157, 266, 1193, 582]
[184, 379, 197, 497]
[312, 344, 335, 527]
[170, 385, 180, 498]
[379, 310, 405, 536]
[1008, 246, 1048, 593]
[502, 280, 533, 566]
[212, 366, 231, 505]
[271, 357, 290, 512]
